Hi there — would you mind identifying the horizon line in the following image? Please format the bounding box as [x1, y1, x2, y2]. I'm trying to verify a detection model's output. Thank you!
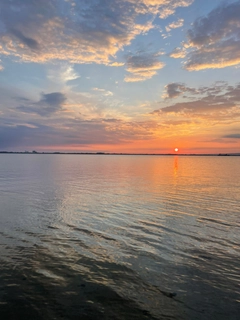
[0, 151, 239, 156]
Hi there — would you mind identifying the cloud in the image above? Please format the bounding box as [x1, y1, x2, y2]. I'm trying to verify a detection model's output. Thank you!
[40, 92, 66, 107]
[10, 28, 39, 50]
[184, 1, 240, 70]
[200, 138, 239, 144]
[156, 100, 232, 114]
[47, 64, 80, 84]
[0, 0, 143, 64]
[169, 46, 187, 58]
[0, 58, 3, 70]
[152, 82, 240, 125]
[0, 82, 160, 150]
[17, 92, 66, 116]
[0, 115, 157, 150]
[223, 133, 240, 139]
[162, 82, 197, 99]
[122, 0, 194, 18]
[157, 0, 193, 19]
[162, 81, 238, 100]
[124, 51, 165, 82]
[93, 88, 113, 96]
[0, 0, 193, 68]
[147, 81, 240, 139]
[165, 18, 184, 32]
[109, 62, 125, 67]
[0, 123, 51, 149]
[138, 0, 193, 19]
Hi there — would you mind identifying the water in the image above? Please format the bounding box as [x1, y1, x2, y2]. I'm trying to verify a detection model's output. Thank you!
[0, 154, 239, 319]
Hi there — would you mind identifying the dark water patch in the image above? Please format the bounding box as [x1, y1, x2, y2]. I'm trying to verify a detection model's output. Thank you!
[0, 253, 170, 320]
[197, 217, 236, 228]
[66, 224, 118, 243]
[2, 236, 240, 319]
[47, 225, 59, 230]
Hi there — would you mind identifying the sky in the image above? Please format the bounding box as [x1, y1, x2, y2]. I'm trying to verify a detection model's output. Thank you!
[0, 0, 240, 154]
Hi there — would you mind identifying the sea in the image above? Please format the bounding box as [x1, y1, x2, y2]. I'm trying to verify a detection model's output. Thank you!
[0, 154, 239, 319]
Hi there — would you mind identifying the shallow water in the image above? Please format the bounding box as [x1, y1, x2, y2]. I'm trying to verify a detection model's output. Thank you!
[0, 154, 239, 319]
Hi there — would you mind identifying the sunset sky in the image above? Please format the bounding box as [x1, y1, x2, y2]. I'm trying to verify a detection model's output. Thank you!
[0, 0, 240, 153]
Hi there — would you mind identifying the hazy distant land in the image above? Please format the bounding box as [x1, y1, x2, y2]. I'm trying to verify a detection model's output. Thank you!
[0, 151, 239, 156]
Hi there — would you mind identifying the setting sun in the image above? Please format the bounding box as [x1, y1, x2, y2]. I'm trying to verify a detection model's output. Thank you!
[175, 148, 179, 152]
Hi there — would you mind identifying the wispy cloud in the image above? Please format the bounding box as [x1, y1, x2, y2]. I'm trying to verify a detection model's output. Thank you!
[48, 64, 80, 84]
[169, 46, 187, 58]
[153, 0, 194, 19]
[223, 133, 240, 139]
[165, 18, 184, 32]
[93, 88, 113, 96]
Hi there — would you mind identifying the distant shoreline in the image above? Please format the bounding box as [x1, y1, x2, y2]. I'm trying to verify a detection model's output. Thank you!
[0, 151, 239, 156]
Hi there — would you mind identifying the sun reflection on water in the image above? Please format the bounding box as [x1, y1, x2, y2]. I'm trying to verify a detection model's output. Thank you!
[174, 156, 178, 178]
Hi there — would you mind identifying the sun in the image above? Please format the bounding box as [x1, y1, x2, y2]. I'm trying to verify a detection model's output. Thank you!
[174, 148, 179, 152]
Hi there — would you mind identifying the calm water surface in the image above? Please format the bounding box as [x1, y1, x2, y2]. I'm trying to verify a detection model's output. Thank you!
[0, 155, 239, 319]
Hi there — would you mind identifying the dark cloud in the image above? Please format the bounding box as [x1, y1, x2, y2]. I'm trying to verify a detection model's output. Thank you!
[124, 51, 164, 82]
[223, 134, 240, 139]
[184, 1, 240, 70]
[0, 115, 156, 150]
[153, 82, 240, 116]
[163, 81, 231, 99]
[187, 2, 240, 47]
[200, 138, 238, 144]
[0, 124, 48, 149]
[39, 92, 66, 108]
[0, 121, 106, 150]
[17, 92, 66, 116]
[163, 83, 197, 99]
[156, 100, 231, 114]
[10, 28, 39, 50]
[164, 83, 184, 99]
[196, 81, 230, 95]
